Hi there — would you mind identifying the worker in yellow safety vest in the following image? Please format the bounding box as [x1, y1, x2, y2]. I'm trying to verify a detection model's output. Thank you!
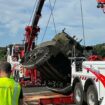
[0, 62, 23, 105]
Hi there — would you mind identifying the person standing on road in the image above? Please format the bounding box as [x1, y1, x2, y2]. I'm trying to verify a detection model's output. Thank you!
[0, 62, 23, 105]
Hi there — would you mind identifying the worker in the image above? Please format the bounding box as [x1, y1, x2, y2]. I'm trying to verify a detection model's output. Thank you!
[0, 62, 23, 105]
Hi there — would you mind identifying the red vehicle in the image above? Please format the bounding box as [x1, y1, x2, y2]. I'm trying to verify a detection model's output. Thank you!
[22, 0, 105, 105]
[7, 44, 43, 86]
[18, 0, 46, 87]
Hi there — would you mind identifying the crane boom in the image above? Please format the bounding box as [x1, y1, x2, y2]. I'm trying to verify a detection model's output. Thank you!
[25, 0, 46, 52]
[32, 0, 45, 27]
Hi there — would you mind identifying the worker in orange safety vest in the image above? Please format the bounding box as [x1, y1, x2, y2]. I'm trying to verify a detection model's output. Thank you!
[0, 62, 23, 105]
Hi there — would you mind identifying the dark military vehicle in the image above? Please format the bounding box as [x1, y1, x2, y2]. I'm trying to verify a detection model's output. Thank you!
[23, 31, 84, 86]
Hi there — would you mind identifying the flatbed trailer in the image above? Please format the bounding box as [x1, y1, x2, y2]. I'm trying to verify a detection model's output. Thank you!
[24, 91, 74, 105]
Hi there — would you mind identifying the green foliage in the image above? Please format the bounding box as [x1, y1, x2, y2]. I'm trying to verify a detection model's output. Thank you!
[94, 43, 105, 57]
[0, 43, 105, 61]
[0, 47, 7, 61]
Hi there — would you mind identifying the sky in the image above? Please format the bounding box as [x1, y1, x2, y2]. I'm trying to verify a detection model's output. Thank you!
[0, 0, 105, 47]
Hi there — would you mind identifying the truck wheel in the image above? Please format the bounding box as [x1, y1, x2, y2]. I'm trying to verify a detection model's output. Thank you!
[86, 85, 98, 105]
[74, 83, 83, 105]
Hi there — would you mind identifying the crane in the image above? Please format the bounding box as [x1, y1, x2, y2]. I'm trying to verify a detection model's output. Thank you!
[25, 0, 46, 53]
[24, 0, 105, 55]
[23, 0, 105, 81]
[19, 0, 46, 87]
[23, 0, 105, 56]
[22, 0, 105, 105]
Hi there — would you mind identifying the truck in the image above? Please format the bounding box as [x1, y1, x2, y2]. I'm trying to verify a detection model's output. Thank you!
[7, 44, 24, 81]
[22, 0, 105, 105]
[24, 32, 105, 105]
[71, 57, 105, 105]
[7, 44, 42, 86]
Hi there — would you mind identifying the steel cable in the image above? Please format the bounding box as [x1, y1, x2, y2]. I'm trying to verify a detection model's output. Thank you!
[28, 0, 38, 25]
[49, 0, 57, 35]
[80, 0, 86, 47]
[41, 0, 57, 42]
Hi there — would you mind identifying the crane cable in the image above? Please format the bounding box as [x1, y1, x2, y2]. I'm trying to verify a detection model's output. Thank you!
[72, 0, 85, 57]
[80, 0, 86, 47]
[28, 0, 38, 25]
[49, 0, 57, 35]
[41, 0, 57, 42]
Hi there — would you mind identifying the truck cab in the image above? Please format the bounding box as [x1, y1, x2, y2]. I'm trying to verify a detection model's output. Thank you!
[7, 44, 24, 81]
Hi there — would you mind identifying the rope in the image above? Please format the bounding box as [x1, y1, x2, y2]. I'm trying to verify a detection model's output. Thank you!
[79, 0, 86, 47]
[41, 0, 57, 42]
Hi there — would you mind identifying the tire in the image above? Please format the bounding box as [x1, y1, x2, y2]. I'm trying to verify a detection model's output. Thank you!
[74, 82, 83, 105]
[86, 85, 98, 105]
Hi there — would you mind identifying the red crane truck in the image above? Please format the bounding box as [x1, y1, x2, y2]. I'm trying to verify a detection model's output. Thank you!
[22, 0, 105, 105]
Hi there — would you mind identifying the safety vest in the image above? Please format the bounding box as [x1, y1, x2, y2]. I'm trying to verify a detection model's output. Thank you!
[0, 77, 21, 105]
